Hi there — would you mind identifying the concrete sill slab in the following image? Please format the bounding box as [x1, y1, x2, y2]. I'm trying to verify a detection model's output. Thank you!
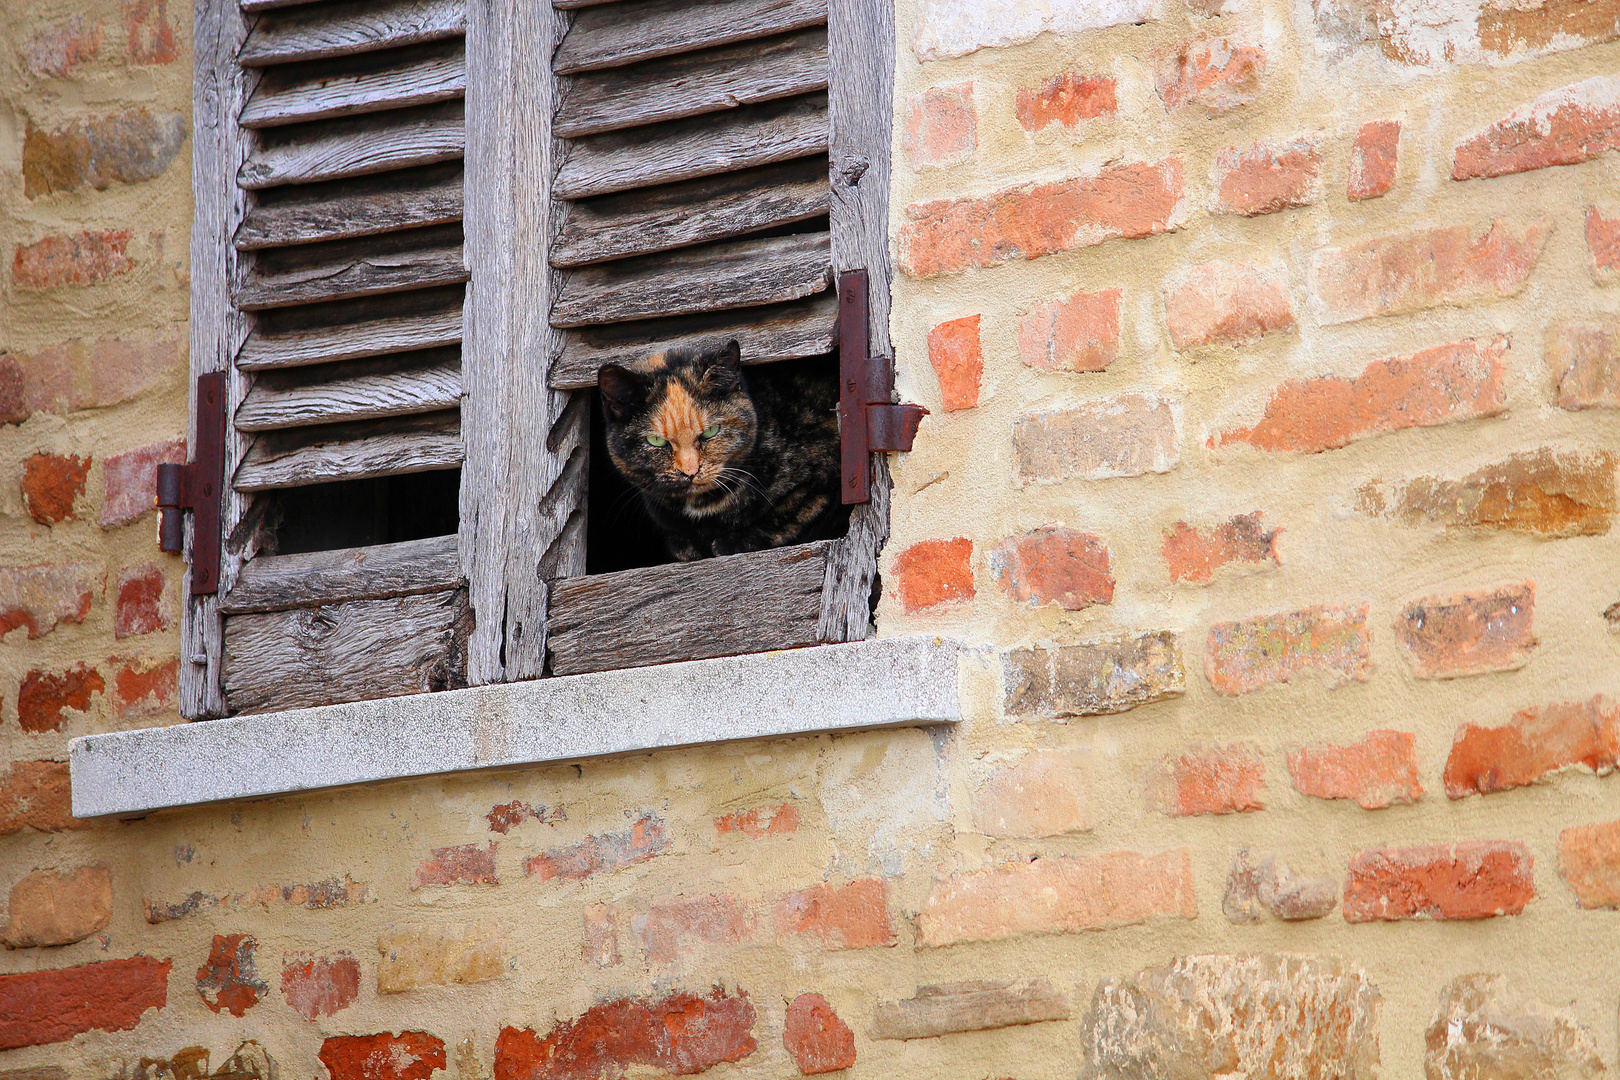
[69, 636, 962, 818]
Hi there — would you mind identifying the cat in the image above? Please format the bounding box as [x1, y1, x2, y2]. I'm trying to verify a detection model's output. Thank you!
[596, 340, 845, 562]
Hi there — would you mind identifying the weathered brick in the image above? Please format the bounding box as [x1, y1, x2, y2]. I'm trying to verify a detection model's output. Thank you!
[1019, 288, 1120, 373]
[891, 537, 974, 613]
[525, 812, 667, 880]
[775, 878, 894, 949]
[486, 799, 561, 833]
[634, 893, 753, 963]
[146, 875, 368, 922]
[1343, 841, 1534, 921]
[1557, 818, 1620, 908]
[583, 904, 620, 967]
[1014, 393, 1179, 484]
[1004, 631, 1185, 717]
[1163, 513, 1279, 584]
[114, 563, 170, 638]
[1151, 743, 1265, 816]
[715, 802, 799, 838]
[1549, 318, 1620, 409]
[376, 920, 505, 993]
[1215, 338, 1506, 453]
[23, 17, 104, 78]
[990, 527, 1112, 610]
[1, 867, 112, 948]
[874, 979, 1069, 1040]
[494, 988, 756, 1080]
[22, 453, 90, 525]
[6, 339, 181, 428]
[917, 849, 1196, 946]
[1156, 38, 1266, 114]
[1222, 850, 1338, 922]
[320, 1033, 445, 1080]
[412, 843, 497, 888]
[1289, 730, 1423, 809]
[1478, 0, 1620, 61]
[0, 957, 170, 1049]
[1080, 955, 1380, 1080]
[898, 159, 1185, 278]
[0, 562, 100, 641]
[18, 664, 105, 733]
[281, 952, 360, 1021]
[1205, 603, 1371, 695]
[124, 0, 182, 64]
[1444, 694, 1619, 798]
[1454, 76, 1620, 181]
[196, 934, 266, 1017]
[1349, 119, 1399, 200]
[912, 0, 1160, 61]
[111, 656, 179, 718]
[0, 761, 87, 834]
[12, 230, 135, 289]
[1427, 974, 1603, 1080]
[0, 357, 26, 424]
[783, 993, 855, 1075]
[1588, 205, 1619, 282]
[972, 748, 1089, 838]
[1395, 582, 1535, 678]
[1324, 0, 1620, 64]
[927, 315, 983, 410]
[1210, 135, 1323, 216]
[1164, 260, 1295, 349]
[1017, 73, 1117, 130]
[22, 110, 188, 198]
[1363, 447, 1616, 537]
[903, 82, 975, 170]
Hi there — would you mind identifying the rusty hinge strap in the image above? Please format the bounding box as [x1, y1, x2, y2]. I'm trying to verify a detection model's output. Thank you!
[838, 269, 927, 505]
[157, 371, 226, 595]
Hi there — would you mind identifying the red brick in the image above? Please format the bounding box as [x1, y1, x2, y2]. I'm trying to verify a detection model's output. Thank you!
[494, 988, 756, 1080]
[1444, 694, 1619, 799]
[1349, 120, 1400, 200]
[1549, 318, 1620, 409]
[0, 356, 26, 424]
[1013, 394, 1180, 484]
[1588, 206, 1619, 281]
[320, 1033, 446, 1080]
[1213, 337, 1506, 453]
[1313, 219, 1550, 325]
[903, 82, 975, 170]
[12, 230, 134, 289]
[7, 339, 181, 429]
[22, 453, 90, 525]
[898, 158, 1184, 278]
[196, 933, 266, 1017]
[485, 799, 560, 833]
[1477, 0, 1620, 61]
[775, 878, 894, 949]
[783, 994, 856, 1075]
[22, 110, 188, 198]
[1018, 288, 1120, 373]
[917, 849, 1196, 946]
[891, 537, 974, 613]
[114, 563, 169, 638]
[714, 802, 800, 838]
[1395, 582, 1536, 678]
[1156, 38, 1266, 114]
[0, 761, 87, 834]
[634, 894, 753, 963]
[111, 656, 179, 718]
[1, 866, 113, 948]
[413, 843, 498, 888]
[1017, 73, 1117, 130]
[927, 315, 983, 410]
[1453, 76, 1620, 181]
[1210, 135, 1323, 216]
[0, 956, 170, 1049]
[18, 664, 105, 733]
[1163, 513, 1279, 584]
[1288, 730, 1423, 809]
[23, 17, 104, 78]
[1150, 743, 1265, 816]
[281, 951, 361, 1021]
[525, 813, 667, 880]
[1206, 603, 1371, 695]
[1342, 842, 1534, 921]
[989, 527, 1113, 610]
[1557, 819, 1620, 908]
[123, 0, 181, 64]
[0, 562, 101, 639]
[1164, 260, 1295, 349]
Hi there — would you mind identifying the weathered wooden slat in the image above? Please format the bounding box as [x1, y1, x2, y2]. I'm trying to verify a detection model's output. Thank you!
[235, 165, 462, 249]
[552, 0, 623, 9]
[234, 224, 467, 310]
[234, 410, 463, 491]
[238, 100, 464, 189]
[551, 230, 829, 327]
[554, 93, 824, 200]
[240, 40, 466, 128]
[238, 294, 463, 370]
[235, 350, 462, 431]
[239, 0, 466, 67]
[242, 0, 327, 13]
[555, 27, 825, 138]
[546, 542, 832, 675]
[554, 0, 825, 74]
[223, 588, 470, 714]
[550, 292, 834, 388]
[220, 534, 463, 613]
[551, 157, 827, 267]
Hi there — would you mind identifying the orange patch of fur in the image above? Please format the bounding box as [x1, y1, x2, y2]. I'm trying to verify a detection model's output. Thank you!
[654, 382, 706, 475]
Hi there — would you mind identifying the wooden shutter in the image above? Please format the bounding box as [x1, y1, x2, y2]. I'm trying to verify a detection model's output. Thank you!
[185, 0, 473, 716]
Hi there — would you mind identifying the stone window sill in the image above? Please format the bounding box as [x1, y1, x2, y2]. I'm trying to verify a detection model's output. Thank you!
[68, 636, 962, 818]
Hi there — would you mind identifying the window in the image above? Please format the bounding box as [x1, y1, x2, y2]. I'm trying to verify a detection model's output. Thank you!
[181, 0, 896, 717]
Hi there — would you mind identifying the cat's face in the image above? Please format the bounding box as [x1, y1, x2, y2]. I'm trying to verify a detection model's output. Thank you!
[597, 340, 758, 511]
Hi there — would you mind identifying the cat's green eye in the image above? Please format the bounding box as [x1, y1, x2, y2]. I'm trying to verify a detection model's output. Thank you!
[646, 434, 667, 447]
[701, 424, 720, 439]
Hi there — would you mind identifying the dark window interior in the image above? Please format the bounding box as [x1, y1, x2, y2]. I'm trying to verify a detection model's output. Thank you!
[267, 469, 461, 556]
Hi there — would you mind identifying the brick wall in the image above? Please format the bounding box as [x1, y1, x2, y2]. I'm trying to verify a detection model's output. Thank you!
[2, 0, 1619, 1076]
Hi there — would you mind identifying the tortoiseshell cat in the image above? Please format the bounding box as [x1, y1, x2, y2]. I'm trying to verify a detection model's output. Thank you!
[597, 340, 845, 562]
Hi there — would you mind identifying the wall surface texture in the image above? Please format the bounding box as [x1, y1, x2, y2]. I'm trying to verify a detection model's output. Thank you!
[3, 0, 1620, 1076]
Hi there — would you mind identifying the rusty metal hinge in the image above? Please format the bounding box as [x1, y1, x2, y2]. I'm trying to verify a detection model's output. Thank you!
[157, 371, 226, 595]
[838, 269, 927, 505]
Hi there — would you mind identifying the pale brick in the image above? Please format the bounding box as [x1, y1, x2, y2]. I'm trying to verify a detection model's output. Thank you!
[1454, 76, 1620, 181]
[1549, 318, 1620, 409]
[1017, 73, 1117, 130]
[913, 0, 1161, 61]
[1445, 694, 1619, 798]
[0, 562, 103, 640]
[1343, 842, 1534, 921]
[1210, 135, 1323, 216]
[1163, 513, 1279, 584]
[1, 867, 112, 948]
[1395, 582, 1535, 678]
[904, 83, 975, 170]
[1018, 288, 1120, 373]
[1363, 447, 1616, 537]
[1427, 975, 1603, 1080]
[524, 812, 667, 879]
[990, 527, 1113, 610]
[582, 904, 620, 967]
[1164, 260, 1295, 349]
[100, 437, 186, 527]
[0, 761, 88, 835]
[1013, 393, 1179, 484]
[280, 952, 360, 1020]
[927, 315, 982, 410]
[1222, 850, 1338, 922]
[873, 979, 1069, 1040]
[376, 920, 505, 993]
[6, 337, 181, 426]
[1556, 819, 1620, 908]
[22, 110, 188, 198]
[23, 17, 104, 78]
[891, 537, 974, 613]
[972, 749, 1089, 838]
[12, 230, 135, 289]
[1149, 743, 1265, 815]
[111, 656, 179, 718]
[1320, 0, 1620, 64]
[1289, 730, 1423, 809]
[1206, 603, 1371, 695]
[1003, 631, 1185, 717]
[1349, 119, 1399, 200]
[1588, 206, 1619, 282]
[1156, 38, 1266, 114]
[124, 0, 182, 64]
[774, 878, 894, 949]
[633, 893, 753, 963]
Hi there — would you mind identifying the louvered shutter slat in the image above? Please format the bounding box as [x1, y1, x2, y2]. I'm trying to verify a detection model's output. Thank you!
[220, 534, 463, 614]
[234, 410, 463, 491]
[239, 0, 466, 66]
[236, 303, 463, 370]
[238, 100, 464, 189]
[234, 351, 462, 431]
[553, 0, 825, 74]
[239, 41, 466, 128]
[234, 165, 462, 249]
[234, 225, 467, 309]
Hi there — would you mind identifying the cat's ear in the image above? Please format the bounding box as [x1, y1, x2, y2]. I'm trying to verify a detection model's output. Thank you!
[703, 339, 743, 389]
[597, 363, 647, 420]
